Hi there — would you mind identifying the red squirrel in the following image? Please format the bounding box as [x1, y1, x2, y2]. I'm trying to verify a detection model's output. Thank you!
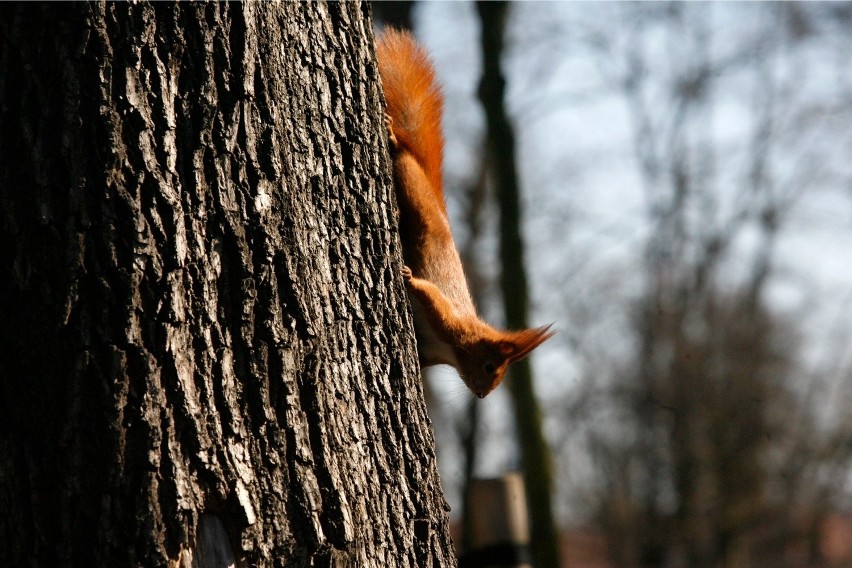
[377, 30, 554, 399]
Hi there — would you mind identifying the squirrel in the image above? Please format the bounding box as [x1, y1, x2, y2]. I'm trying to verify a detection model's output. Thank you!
[376, 29, 554, 399]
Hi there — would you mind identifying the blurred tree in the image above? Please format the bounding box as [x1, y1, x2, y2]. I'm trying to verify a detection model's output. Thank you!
[550, 4, 852, 567]
[476, 2, 561, 567]
[456, 160, 490, 553]
[372, 1, 415, 31]
[613, 289, 797, 567]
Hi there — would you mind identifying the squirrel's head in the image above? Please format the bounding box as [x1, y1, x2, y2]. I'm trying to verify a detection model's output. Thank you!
[457, 324, 555, 399]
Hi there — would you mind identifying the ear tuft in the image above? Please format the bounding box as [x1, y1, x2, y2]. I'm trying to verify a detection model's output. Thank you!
[504, 324, 556, 362]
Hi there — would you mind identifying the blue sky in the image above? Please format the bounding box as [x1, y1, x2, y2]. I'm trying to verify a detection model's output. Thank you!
[402, 1, 852, 519]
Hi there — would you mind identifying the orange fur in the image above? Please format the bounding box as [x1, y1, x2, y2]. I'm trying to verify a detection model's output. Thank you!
[376, 29, 445, 208]
[379, 30, 554, 398]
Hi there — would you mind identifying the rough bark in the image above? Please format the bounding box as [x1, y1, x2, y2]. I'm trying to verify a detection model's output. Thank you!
[0, 2, 454, 566]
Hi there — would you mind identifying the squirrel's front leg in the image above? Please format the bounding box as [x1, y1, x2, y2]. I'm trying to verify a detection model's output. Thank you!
[402, 266, 462, 341]
[385, 113, 399, 153]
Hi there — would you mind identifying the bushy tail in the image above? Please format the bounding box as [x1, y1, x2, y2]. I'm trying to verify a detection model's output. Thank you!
[376, 29, 445, 201]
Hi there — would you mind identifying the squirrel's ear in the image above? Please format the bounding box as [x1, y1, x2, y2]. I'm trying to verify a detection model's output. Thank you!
[498, 342, 516, 357]
[503, 324, 556, 362]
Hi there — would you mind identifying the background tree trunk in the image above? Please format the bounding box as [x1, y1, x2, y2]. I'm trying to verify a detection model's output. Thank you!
[476, 3, 561, 567]
[0, 3, 454, 566]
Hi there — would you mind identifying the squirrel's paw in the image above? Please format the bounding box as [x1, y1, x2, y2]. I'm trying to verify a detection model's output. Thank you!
[385, 113, 399, 151]
[401, 265, 413, 282]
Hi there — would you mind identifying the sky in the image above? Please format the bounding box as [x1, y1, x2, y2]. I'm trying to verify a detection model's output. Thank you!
[400, 1, 852, 520]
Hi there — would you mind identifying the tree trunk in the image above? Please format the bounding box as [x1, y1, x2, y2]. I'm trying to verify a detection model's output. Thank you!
[0, 2, 454, 566]
[476, 3, 561, 567]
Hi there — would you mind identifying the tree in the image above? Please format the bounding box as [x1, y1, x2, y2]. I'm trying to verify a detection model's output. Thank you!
[476, 3, 561, 566]
[0, 3, 454, 566]
[373, 1, 415, 31]
[547, 4, 852, 566]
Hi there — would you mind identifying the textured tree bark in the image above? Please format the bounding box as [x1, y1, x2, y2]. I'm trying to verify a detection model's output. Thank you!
[0, 2, 454, 566]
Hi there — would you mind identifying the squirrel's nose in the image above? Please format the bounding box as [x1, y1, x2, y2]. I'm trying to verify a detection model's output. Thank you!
[476, 391, 485, 399]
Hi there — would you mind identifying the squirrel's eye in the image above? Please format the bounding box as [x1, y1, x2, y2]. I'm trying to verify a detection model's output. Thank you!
[484, 362, 496, 374]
